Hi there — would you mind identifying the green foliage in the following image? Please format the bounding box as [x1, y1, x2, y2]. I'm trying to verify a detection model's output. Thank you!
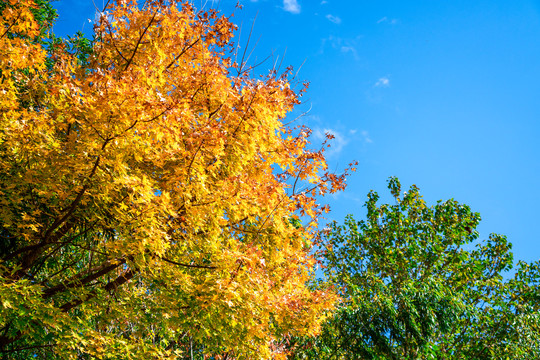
[289, 177, 540, 359]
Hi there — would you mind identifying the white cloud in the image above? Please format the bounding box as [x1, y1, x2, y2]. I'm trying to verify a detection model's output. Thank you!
[326, 14, 341, 24]
[313, 127, 371, 158]
[321, 0, 328, 4]
[377, 16, 398, 25]
[313, 128, 348, 158]
[375, 77, 390, 87]
[340, 46, 357, 58]
[283, 0, 301, 14]
[320, 35, 360, 60]
[361, 130, 373, 143]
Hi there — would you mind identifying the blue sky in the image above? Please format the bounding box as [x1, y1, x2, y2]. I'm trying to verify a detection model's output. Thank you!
[53, 0, 540, 264]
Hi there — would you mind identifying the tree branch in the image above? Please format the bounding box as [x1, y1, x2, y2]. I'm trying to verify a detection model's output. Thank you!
[161, 257, 216, 269]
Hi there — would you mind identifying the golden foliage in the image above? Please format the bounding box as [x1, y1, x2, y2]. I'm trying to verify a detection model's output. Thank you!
[0, 1, 354, 358]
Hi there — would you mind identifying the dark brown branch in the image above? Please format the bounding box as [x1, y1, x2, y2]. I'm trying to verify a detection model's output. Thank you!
[59, 269, 135, 312]
[227, 260, 244, 287]
[42, 153, 102, 243]
[39, 256, 84, 285]
[231, 225, 272, 235]
[9, 218, 79, 280]
[255, 194, 287, 237]
[3, 242, 45, 262]
[207, 103, 223, 120]
[189, 83, 204, 102]
[105, 19, 129, 63]
[42, 184, 88, 242]
[110, 102, 173, 142]
[43, 258, 126, 299]
[44, 217, 78, 247]
[165, 38, 201, 70]
[141, 104, 173, 123]
[123, 8, 159, 71]
[31, 223, 99, 279]
[161, 257, 216, 269]
[0, 10, 23, 40]
[230, 92, 256, 138]
[0, 343, 54, 354]
[186, 140, 205, 184]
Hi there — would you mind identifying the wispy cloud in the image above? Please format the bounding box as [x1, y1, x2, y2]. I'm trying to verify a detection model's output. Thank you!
[321, 0, 328, 4]
[283, 0, 301, 14]
[320, 35, 360, 60]
[349, 129, 373, 144]
[367, 78, 391, 103]
[340, 46, 357, 58]
[313, 128, 371, 158]
[361, 130, 373, 143]
[313, 128, 348, 158]
[375, 76, 390, 87]
[326, 14, 341, 24]
[377, 16, 398, 25]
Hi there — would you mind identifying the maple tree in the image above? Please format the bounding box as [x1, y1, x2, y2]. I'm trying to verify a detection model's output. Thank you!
[0, 0, 355, 358]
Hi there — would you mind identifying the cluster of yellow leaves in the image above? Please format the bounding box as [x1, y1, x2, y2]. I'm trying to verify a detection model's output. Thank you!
[1, 0, 354, 358]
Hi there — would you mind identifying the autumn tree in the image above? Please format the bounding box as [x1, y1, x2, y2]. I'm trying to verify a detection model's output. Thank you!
[289, 178, 540, 359]
[0, 0, 353, 358]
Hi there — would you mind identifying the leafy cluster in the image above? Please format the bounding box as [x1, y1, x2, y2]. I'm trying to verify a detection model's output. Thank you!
[0, 0, 355, 358]
[290, 178, 540, 360]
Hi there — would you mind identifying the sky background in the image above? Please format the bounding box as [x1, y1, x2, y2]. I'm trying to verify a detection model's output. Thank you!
[52, 0, 540, 265]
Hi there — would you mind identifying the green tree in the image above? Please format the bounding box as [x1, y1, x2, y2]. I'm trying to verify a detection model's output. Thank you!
[289, 177, 539, 359]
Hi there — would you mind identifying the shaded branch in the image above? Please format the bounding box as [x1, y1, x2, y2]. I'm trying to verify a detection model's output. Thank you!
[59, 269, 135, 312]
[43, 258, 127, 299]
[161, 257, 216, 269]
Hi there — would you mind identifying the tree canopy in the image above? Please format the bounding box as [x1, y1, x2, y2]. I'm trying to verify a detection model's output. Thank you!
[0, 0, 355, 358]
[289, 177, 540, 360]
